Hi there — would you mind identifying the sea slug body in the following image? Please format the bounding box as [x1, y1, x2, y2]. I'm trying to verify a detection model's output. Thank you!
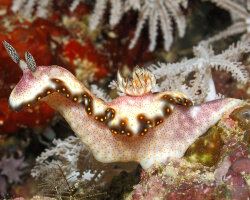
[3, 41, 245, 168]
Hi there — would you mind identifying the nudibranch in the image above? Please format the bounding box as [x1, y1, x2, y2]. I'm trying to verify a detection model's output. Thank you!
[3, 41, 245, 169]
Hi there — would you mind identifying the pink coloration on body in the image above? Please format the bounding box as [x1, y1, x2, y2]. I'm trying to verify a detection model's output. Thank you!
[4, 41, 245, 168]
[55, 96, 241, 168]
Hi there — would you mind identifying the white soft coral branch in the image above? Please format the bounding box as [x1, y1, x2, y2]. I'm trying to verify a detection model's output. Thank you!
[210, 0, 249, 19]
[203, 0, 250, 44]
[89, 0, 188, 52]
[149, 42, 249, 104]
[129, 0, 187, 51]
[89, 0, 124, 30]
[11, 0, 84, 18]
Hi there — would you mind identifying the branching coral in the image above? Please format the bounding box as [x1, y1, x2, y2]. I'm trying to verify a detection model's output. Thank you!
[90, 0, 188, 51]
[11, 0, 81, 18]
[12, 0, 188, 52]
[31, 136, 137, 197]
[32, 136, 105, 188]
[89, 0, 124, 30]
[12, 0, 53, 18]
[149, 42, 249, 104]
[10, 0, 250, 51]
[107, 42, 249, 104]
[203, 0, 250, 44]
[128, 0, 188, 52]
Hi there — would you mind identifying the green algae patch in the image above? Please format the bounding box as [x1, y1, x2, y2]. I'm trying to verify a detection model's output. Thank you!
[184, 126, 224, 167]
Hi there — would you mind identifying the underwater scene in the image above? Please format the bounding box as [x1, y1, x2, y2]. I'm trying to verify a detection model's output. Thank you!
[0, 0, 249, 199]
